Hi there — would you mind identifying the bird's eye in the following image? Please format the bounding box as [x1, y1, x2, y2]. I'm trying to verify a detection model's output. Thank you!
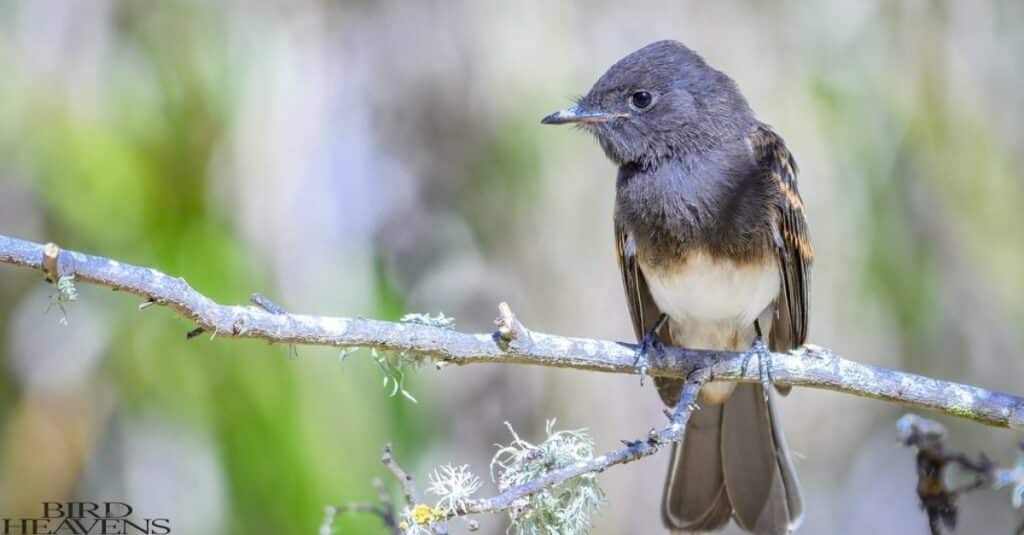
[629, 91, 653, 110]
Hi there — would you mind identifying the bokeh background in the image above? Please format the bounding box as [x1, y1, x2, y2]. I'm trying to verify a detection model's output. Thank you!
[1, 1, 1023, 533]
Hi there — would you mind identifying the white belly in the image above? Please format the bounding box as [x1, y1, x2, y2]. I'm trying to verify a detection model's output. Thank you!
[642, 251, 779, 350]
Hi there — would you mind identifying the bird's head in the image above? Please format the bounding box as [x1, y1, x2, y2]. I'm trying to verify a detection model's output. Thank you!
[542, 40, 754, 167]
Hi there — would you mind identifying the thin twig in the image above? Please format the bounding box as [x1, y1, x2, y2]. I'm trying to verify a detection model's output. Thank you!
[1, 234, 1020, 430]
[250, 293, 297, 357]
[185, 326, 205, 339]
[457, 367, 710, 517]
[898, 414, 1011, 534]
[379, 445, 450, 534]
[338, 502, 389, 516]
[250, 293, 286, 315]
[331, 477, 401, 535]
[376, 370, 706, 525]
[338, 504, 398, 533]
[372, 477, 395, 518]
[382, 443, 419, 506]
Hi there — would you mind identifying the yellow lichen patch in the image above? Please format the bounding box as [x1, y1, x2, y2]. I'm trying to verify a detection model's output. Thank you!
[411, 504, 437, 524]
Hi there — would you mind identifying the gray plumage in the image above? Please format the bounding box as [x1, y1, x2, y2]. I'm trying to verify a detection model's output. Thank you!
[543, 40, 813, 534]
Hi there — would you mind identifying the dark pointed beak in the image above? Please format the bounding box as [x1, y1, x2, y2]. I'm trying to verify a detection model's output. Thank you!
[540, 105, 625, 125]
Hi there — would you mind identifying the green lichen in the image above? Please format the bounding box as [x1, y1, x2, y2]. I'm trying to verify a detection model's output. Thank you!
[945, 404, 975, 419]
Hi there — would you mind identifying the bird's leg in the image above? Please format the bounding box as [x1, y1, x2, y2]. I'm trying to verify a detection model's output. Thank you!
[634, 313, 668, 385]
[740, 320, 774, 402]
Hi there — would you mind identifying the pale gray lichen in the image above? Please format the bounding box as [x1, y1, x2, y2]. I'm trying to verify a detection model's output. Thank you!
[336, 313, 456, 404]
[944, 385, 977, 418]
[837, 358, 875, 389]
[338, 347, 357, 364]
[427, 464, 483, 515]
[337, 347, 423, 403]
[57, 274, 79, 301]
[993, 448, 1024, 509]
[1009, 405, 1024, 431]
[490, 420, 605, 535]
[897, 414, 947, 446]
[401, 312, 456, 330]
[372, 348, 419, 403]
[46, 274, 78, 325]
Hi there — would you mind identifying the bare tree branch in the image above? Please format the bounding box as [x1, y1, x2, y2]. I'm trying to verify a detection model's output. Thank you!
[4, 233, 1024, 531]
[2, 234, 1021, 431]
[898, 414, 1024, 534]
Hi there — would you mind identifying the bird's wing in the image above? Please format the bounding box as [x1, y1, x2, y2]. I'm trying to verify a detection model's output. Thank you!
[614, 217, 682, 406]
[751, 123, 813, 352]
[740, 123, 810, 525]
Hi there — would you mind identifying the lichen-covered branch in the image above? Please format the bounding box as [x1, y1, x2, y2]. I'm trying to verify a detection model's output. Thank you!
[370, 371, 708, 533]
[463, 368, 709, 517]
[2, 234, 1021, 431]
[4, 234, 1024, 533]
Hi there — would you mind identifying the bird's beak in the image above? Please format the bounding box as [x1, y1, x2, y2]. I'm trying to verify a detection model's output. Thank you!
[540, 105, 625, 125]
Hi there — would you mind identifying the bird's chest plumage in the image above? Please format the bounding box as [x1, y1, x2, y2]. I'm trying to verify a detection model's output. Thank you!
[640, 251, 778, 351]
[615, 152, 775, 267]
[641, 251, 779, 324]
[616, 156, 780, 351]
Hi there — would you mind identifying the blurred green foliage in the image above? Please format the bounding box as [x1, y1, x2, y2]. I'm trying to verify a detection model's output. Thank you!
[0, 3, 428, 533]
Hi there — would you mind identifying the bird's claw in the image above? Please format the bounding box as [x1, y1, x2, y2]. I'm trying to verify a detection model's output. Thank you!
[634, 327, 665, 386]
[741, 333, 775, 402]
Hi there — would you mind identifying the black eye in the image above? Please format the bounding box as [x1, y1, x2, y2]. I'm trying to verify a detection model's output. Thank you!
[629, 91, 653, 110]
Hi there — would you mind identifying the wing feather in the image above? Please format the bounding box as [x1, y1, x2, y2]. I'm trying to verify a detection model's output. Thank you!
[751, 124, 813, 352]
[614, 217, 682, 406]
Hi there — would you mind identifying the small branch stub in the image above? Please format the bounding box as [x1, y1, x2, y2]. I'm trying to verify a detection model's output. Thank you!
[250, 293, 286, 315]
[496, 302, 518, 342]
[495, 302, 532, 351]
[42, 242, 60, 282]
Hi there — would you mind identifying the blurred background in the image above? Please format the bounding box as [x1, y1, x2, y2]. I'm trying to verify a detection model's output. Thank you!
[1, 1, 1023, 533]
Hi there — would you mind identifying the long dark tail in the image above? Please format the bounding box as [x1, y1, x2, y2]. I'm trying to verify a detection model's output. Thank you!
[662, 383, 803, 534]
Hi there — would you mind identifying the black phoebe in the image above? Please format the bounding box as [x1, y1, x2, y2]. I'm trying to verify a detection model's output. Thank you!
[542, 40, 811, 534]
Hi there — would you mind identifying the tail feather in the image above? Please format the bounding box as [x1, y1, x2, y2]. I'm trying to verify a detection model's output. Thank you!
[662, 402, 731, 531]
[768, 389, 804, 528]
[663, 384, 802, 534]
[722, 384, 801, 533]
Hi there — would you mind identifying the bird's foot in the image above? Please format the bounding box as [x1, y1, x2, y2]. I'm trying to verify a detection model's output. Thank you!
[634, 314, 668, 386]
[741, 322, 774, 402]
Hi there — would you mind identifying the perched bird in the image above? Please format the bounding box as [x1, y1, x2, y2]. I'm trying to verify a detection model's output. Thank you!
[542, 40, 812, 534]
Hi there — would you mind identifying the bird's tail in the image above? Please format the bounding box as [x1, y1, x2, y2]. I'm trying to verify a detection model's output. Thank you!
[662, 383, 803, 534]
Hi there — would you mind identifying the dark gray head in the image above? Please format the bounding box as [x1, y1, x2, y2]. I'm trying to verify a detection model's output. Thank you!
[542, 40, 755, 168]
